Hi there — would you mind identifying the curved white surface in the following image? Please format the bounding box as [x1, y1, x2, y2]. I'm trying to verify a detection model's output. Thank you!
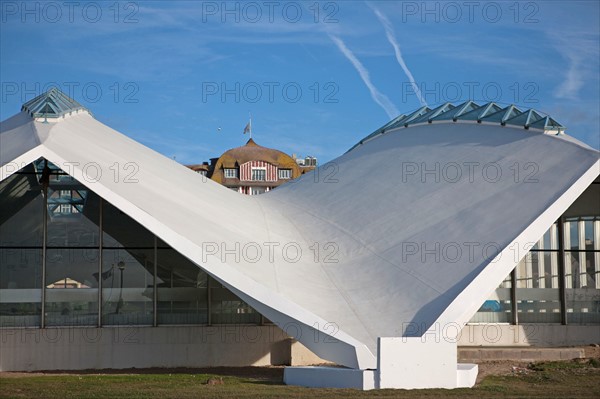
[2, 112, 599, 369]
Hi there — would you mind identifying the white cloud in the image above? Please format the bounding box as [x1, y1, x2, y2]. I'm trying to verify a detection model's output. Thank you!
[551, 32, 598, 100]
[328, 34, 399, 119]
[369, 4, 427, 107]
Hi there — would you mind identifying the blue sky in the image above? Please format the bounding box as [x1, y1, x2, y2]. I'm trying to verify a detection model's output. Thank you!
[1, 1, 599, 163]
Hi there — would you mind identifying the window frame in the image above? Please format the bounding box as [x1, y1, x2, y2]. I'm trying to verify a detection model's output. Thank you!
[251, 167, 266, 181]
[278, 169, 292, 180]
[223, 168, 238, 179]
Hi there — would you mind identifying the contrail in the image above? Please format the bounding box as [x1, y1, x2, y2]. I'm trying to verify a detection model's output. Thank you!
[329, 34, 399, 119]
[370, 5, 428, 107]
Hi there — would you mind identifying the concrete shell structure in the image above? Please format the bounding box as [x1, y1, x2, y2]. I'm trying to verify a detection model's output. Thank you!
[1, 90, 599, 389]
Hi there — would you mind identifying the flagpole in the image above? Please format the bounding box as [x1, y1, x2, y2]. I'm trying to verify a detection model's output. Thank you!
[243, 114, 253, 139]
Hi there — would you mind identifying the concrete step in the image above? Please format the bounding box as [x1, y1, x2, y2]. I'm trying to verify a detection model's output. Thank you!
[458, 347, 585, 362]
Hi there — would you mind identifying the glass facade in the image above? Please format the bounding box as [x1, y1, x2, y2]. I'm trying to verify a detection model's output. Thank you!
[469, 274, 512, 323]
[44, 169, 101, 327]
[45, 248, 99, 326]
[565, 217, 600, 324]
[101, 248, 154, 326]
[2, 159, 598, 330]
[157, 246, 209, 325]
[0, 163, 44, 327]
[210, 277, 261, 324]
[471, 183, 600, 325]
[0, 248, 42, 327]
[0, 159, 260, 328]
[516, 226, 562, 323]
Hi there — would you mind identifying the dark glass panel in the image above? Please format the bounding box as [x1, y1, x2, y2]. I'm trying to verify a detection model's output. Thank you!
[45, 248, 99, 326]
[101, 248, 153, 325]
[157, 248, 208, 325]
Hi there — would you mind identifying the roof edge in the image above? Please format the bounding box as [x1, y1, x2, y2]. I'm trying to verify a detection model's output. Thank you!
[348, 101, 568, 153]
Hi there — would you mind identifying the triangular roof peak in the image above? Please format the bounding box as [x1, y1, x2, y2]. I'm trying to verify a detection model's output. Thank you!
[21, 87, 89, 121]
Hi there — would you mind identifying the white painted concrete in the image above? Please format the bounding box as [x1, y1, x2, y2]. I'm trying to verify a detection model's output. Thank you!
[457, 364, 478, 388]
[377, 336, 458, 389]
[2, 110, 599, 370]
[2, 97, 599, 385]
[286, 337, 479, 390]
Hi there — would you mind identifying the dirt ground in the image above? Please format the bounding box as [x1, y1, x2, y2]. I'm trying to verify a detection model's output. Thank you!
[468, 346, 598, 382]
[584, 344, 600, 358]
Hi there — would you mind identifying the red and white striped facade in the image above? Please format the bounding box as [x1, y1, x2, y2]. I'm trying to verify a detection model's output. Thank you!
[239, 160, 278, 182]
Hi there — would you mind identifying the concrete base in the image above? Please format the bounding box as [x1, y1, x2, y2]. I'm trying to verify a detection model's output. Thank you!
[459, 347, 585, 362]
[284, 364, 478, 390]
[456, 363, 478, 388]
[0, 325, 327, 371]
[377, 336, 468, 389]
[284, 366, 377, 390]
[290, 339, 333, 366]
[459, 324, 600, 347]
[285, 337, 479, 390]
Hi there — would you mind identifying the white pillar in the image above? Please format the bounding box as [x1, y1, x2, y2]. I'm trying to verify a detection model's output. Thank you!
[550, 224, 559, 289]
[578, 220, 587, 288]
[564, 221, 572, 289]
[537, 236, 545, 288]
[525, 252, 533, 289]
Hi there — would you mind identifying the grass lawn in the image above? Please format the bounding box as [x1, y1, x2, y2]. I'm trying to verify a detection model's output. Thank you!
[1, 360, 599, 398]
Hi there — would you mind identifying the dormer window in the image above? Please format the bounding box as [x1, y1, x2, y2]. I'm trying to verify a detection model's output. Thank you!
[278, 169, 291, 179]
[251, 168, 266, 181]
[224, 168, 238, 178]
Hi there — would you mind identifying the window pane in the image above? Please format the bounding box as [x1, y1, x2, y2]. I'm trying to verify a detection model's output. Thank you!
[0, 165, 44, 247]
[157, 249, 208, 325]
[102, 201, 154, 248]
[470, 274, 512, 323]
[224, 169, 237, 179]
[45, 248, 98, 326]
[0, 162, 44, 327]
[252, 169, 265, 181]
[568, 218, 579, 250]
[0, 248, 42, 327]
[564, 218, 600, 324]
[101, 249, 154, 325]
[565, 249, 600, 324]
[209, 276, 260, 324]
[516, 250, 561, 323]
[278, 169, 291, 179]
[46, 162, 100, 248]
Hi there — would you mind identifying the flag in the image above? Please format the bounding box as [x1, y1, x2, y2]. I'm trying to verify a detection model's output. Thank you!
[243, 121, 251, 134]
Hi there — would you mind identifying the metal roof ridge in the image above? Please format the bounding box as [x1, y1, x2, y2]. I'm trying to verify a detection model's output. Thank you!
[347, 101, 567, 153]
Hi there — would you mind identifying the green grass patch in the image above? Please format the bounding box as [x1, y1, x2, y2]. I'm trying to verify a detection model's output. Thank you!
[528, 359, 592, 371]
[588, 358, 600, 368]
[1, 362, 599, 399]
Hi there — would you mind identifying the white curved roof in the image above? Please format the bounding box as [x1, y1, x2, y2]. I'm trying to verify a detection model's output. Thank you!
[2, 92, 599, 369]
